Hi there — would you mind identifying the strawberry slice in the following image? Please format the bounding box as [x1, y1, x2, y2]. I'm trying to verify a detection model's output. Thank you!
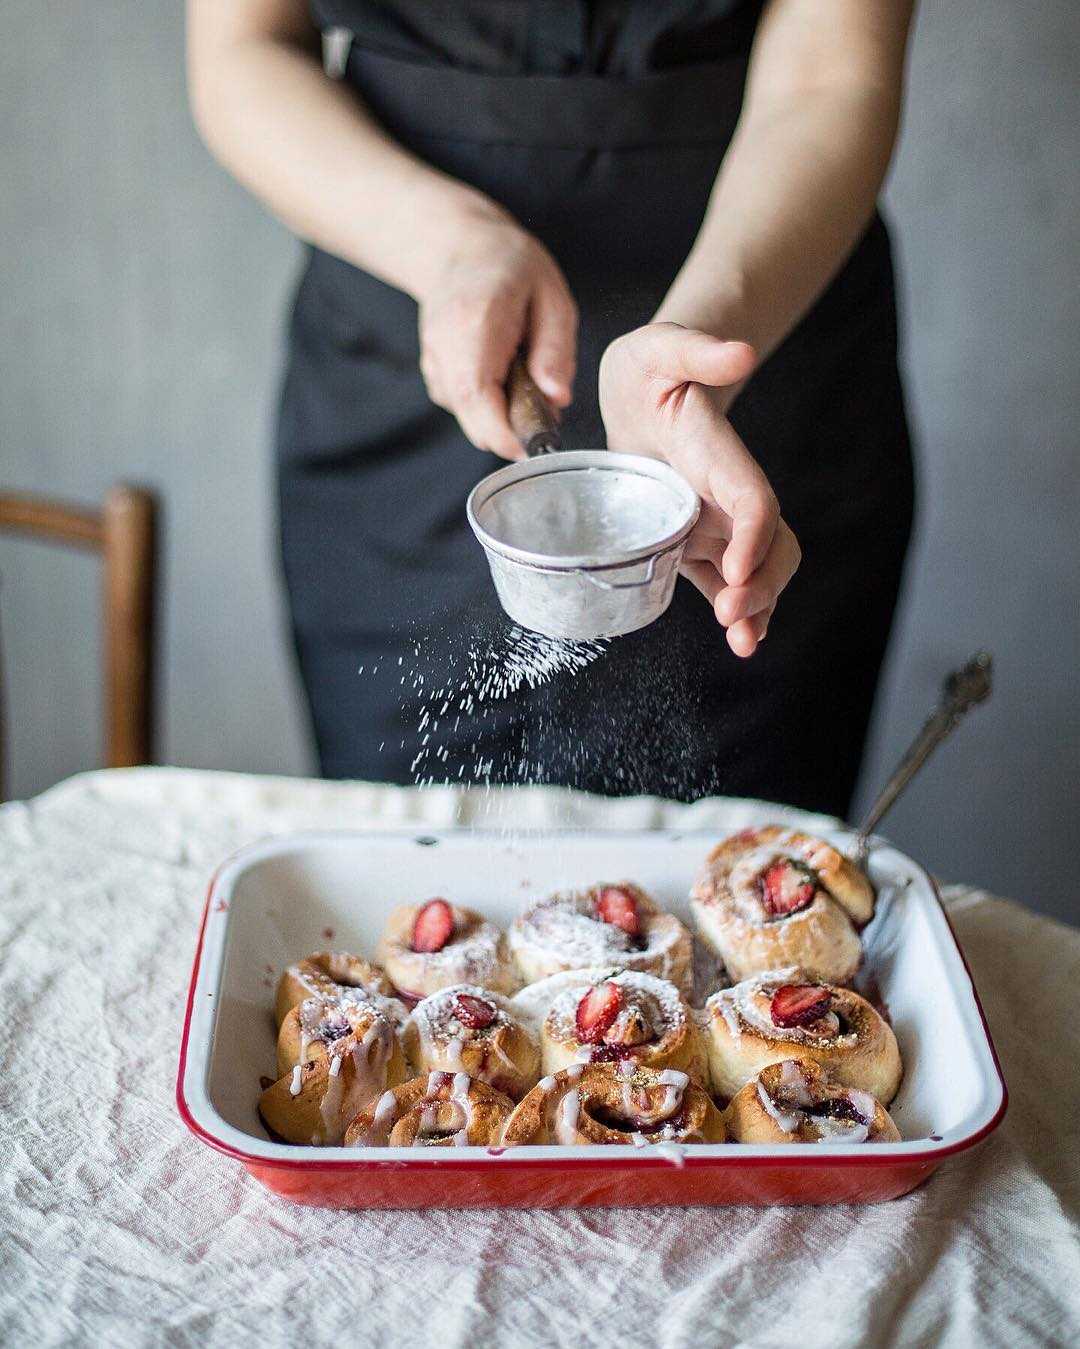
[760, 862, 816, 917]
[595, 885, 640, 937]
[575, 981, 623, 1043]
[411, 898, 454, 953]
[454, 993, 496, 1030]
[770, 984, 832, 1028]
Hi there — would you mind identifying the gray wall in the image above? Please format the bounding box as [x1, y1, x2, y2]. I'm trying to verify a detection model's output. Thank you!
[2, 3, 1077, 922]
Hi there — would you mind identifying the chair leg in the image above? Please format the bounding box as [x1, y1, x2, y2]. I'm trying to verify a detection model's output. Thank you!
[102, 485, 156, 768]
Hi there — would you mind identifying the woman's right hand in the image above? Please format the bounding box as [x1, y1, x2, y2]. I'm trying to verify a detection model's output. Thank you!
[415, 201, 577, 459]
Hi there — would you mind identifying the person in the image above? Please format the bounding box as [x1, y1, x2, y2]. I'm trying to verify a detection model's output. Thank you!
[187, 0, 916, 815]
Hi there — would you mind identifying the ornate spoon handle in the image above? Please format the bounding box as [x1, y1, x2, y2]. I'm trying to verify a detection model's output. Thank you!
[855, 652, 993, 864]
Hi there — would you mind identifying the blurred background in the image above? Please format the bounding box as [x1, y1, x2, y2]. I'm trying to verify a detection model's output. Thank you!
[1, 3, 1076, 920]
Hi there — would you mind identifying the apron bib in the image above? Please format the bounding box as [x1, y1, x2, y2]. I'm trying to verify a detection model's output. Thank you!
[277, 31, 914, 813]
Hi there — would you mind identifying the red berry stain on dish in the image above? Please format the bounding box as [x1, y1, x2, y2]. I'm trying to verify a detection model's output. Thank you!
[759, 862, 815, 917]
[486, 1146, 507, 1156]
[595, 886, 640, 938]
[411, 898, 454, 953]
[455, 993, 496, 1029]
[576, 981, 623, 1043]
[770, 984, 832, 1028]
[322, 927, 335, 941]
[213, 899, 228, 912]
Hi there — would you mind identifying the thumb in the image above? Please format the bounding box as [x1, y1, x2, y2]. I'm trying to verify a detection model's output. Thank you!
[651, 325, 757, 390]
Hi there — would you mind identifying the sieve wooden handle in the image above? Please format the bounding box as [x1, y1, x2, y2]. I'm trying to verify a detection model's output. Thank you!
[506, 353, 562, 456]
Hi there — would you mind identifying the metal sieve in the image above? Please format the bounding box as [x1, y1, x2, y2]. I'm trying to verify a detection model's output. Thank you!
[467, 449, 700, 640]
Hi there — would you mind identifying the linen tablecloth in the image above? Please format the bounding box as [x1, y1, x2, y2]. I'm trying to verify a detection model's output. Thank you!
[1, 768, 1077, 1348]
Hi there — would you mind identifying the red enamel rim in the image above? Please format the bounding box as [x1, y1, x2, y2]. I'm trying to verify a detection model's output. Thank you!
[175, 838, 1008, 1174]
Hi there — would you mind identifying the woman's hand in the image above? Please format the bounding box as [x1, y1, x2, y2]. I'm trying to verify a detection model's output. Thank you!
[415, 201, 578, 459]
[599, 322, 800, 657]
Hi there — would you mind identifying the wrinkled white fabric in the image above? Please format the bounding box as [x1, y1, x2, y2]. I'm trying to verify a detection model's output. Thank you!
[0, 768, 1077, 1349]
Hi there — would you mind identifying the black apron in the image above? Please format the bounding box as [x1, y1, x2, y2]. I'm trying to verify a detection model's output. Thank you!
[277, 1, 915, 816]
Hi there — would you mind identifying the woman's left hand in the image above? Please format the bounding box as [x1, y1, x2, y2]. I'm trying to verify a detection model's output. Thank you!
[599, 322, 800, 657]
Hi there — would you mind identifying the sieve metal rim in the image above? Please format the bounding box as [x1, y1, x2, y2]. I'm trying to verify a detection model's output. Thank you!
[465, 449, 701, 573]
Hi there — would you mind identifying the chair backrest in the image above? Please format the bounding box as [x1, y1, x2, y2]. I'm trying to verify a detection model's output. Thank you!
[0, 484, 157, 798]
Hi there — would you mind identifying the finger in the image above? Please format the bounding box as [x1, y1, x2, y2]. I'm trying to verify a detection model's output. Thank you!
[680, 558, 725, 608]
[713, 521, 800, 625]
[526, 278, 577, 407]
[455, 384, 526, 459]
[648, 325, 757, 390]
[699, 421, 780, 588]
[727, 616, 763, 659]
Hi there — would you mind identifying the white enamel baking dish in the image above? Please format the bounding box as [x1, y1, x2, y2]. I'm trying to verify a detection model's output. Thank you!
[177, 818, 1006, 1208]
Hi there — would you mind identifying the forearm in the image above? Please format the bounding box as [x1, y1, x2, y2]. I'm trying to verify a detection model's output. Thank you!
[186, 0, 502, 301]
[655, 0, 915, 358]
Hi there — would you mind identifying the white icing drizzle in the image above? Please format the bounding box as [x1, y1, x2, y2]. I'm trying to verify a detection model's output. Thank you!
[778, 1059, 814, 1105]
[319, 1057, 345, 1138]
[555, 1088, 581, 1144]
[656, 1069, 689, 1118]
[359, 1089, 399, 1146]
[449, 1073, 473, 1147]
[409, 985, 526, 1086]
[328, 1054, 342, 1078]
[812, 1116, 870, 1143]
[756, 1080, 801, 1133]
[537, 1076, 556, 1094]
[652, 1142, 687, 1167]
[630, 1131, 649, 1148]
[565, 1064, 583, 1082]
[289, 1065, 302, 1097]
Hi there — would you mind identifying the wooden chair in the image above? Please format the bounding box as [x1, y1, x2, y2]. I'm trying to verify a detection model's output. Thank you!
[0, 485, 157, 797]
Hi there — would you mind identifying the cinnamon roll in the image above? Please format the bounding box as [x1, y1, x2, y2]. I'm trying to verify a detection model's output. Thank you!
[502, 1062, 726, 1146]
[705, 970, 901, 1103]
[274, 950, 399, 1029]
[343, 1072, 515, 1147]
[690, 827, 875, 984]
[724, 1060, 901, 1144]
[508, 883, 692, 995]
[512, 968, 705, 1081]
[403, 985, 540, 1101]
[376, 899, 518, 1002]
[259, 992, 407, 1146]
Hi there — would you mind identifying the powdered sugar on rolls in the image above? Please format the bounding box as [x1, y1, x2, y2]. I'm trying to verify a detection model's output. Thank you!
[724, 1059, 900, 1144]
[704, 969, 902, 1103]
[502, 1061, 725, 1146]
[274, 950, 406, 1033]
[259, 989, 408, 1146]
[343, 1072, 514, 1148]
[511, 967, 706, 1082]
[690, 828, 876, 985]
[509, 883, 692, 995]
[376, 899, 519, 1001]
[404, 984, 540, 1101]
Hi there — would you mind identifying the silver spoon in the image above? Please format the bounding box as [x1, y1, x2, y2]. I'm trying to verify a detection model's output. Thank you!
[855, 652, 993, 867]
